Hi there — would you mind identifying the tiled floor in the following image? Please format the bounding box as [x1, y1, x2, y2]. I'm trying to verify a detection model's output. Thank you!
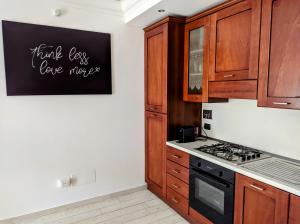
[8, 189, 190, 224]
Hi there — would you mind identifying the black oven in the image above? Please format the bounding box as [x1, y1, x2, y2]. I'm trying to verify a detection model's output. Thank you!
[189, 155, 235, 224]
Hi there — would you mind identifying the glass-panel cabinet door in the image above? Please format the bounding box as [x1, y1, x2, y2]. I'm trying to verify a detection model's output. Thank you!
[189, 27, 204, 95]
[183, 17, 210, 102]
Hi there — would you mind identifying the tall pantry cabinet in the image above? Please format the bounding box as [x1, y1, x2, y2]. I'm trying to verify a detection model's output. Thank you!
[144, 17, 202, 199]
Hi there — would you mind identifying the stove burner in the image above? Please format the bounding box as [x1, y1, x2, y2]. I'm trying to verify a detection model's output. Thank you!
[195, 142, 268, 164]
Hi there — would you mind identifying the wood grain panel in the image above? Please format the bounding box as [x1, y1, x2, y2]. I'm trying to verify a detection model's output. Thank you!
[289, 194, 300, 224]
[166, 146, 189, 168]
[216, 9, 251, 73]
[145, 111, 166, 196]
[209, 0, 261, 82]
[209, 80, 257, 99]
[234, 174, 289, 224]
[145, 25, 167, 113]
[166, 160, 189, 184]
[167, 174, 189, 198]
[167, 187, 188, 215]
[258, 0, 300, 110]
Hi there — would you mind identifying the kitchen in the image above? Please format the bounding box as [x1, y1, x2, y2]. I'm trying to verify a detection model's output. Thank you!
[0, 0, 300, 224]
[144, 0, 300, 223]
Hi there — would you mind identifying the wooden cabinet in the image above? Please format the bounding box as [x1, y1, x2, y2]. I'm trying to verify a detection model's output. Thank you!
[234, 174, 289, 224]
[183, 16, 210, 102]
[208, 0, 261, 99]
[145, 111, 166, 196]
[165, 147, 190, 218]
[145, 24, 167, 114]
[289, 195, 300, 224]
[144, 17, 201, 199]
[258, 0, 300, 110]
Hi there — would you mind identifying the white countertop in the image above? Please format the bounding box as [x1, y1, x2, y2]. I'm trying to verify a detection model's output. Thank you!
[167, 139, 300, 196]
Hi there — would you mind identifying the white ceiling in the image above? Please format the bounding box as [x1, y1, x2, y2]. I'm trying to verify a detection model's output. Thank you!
[122, 0, 225, 27]
[59, 0, 225, 27]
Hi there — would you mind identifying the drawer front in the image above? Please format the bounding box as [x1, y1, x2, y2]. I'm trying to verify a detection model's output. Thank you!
[167, 174, 189, 199]
[167, 187, 188, 215]
[167, 160, 189, 183]
[166, 146, 189, 168]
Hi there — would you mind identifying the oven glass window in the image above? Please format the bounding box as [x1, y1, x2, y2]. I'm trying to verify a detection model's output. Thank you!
[195, 178, 225, 214]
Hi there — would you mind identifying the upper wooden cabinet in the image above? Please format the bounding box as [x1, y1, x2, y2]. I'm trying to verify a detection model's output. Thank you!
[234, 174, 289, 224]
[145, 24, 167, 113]
[209, 0, 261, 82]
[258, 0, 300, 110]
[183, 17, 210, 102]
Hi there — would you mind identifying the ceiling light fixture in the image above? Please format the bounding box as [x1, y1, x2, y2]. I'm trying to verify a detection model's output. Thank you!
[158, 9, 165, 13]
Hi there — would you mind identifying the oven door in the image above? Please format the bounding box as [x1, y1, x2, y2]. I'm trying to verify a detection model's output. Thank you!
[189, 167, 234, 224]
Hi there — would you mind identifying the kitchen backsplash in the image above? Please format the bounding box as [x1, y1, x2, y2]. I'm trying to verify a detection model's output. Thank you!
[202, 99, 300, 160]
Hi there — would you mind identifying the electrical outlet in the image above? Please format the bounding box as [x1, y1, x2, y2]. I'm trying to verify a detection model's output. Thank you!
[203, 110, 212, 119]
[70, 170, 96, 187]
[204, 123, 211, 130]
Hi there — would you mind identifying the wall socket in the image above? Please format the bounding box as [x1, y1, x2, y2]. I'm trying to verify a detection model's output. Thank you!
[203, 110, 213, 119]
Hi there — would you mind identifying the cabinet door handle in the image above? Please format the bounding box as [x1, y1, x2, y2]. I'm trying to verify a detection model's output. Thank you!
[172, 184, 180, 189]
[223, 74, 234, 78]
[172, 169, 180, 174]
[171, 155, 181, 159]
[273, 102, 290, 105]
[171, 197, 179, 204]
[250, 184, 265, 191]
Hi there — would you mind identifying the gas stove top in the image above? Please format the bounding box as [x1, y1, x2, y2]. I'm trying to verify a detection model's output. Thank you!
[195, 142, 271, 165]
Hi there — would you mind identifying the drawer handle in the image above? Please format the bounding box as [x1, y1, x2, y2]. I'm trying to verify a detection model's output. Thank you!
[171, 155, 181, 159]
[250, 184, 265, 191]
[172, 184, 180, 189]
[171, 197, 179, 204]
[172, 169, 180, 174]
[223, 74, 234, 78]
[151, 114, 158, 117]
[273, 102, 291, 105]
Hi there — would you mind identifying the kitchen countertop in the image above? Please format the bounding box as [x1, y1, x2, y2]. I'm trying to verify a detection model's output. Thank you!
[167, 139, 300, 197]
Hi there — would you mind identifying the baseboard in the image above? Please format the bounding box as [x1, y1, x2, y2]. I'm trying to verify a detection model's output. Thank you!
[0, 185, 147, 224]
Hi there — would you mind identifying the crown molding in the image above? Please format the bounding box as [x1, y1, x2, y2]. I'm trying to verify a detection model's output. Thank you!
[121, 0, 162, 23]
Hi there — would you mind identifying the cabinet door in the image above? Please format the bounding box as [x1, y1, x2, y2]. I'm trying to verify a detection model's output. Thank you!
[209, 0, 261, 81]
[258, 0, 300, 109]
[289, 195, 300, 224]
[145, 25, 167, 113]
[145, 111, 167, 197]
[183, 17, 210, 102]
[234, 174, 289, 224]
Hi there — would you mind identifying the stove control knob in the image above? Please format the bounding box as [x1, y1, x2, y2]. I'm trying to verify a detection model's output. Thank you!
[198, 162, 202, 167]
[219, 171, 223, 177]
[242, 156, 246, 162]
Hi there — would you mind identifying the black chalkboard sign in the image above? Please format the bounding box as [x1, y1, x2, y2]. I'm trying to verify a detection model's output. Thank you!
[2, 20, 112, 95]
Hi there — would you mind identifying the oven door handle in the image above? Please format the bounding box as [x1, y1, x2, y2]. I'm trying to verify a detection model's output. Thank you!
[191, 168, 230, 189]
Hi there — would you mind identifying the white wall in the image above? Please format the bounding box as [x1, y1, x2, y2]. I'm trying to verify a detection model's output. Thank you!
[0, 0, 144, 220]
[202, 100, 300, 160]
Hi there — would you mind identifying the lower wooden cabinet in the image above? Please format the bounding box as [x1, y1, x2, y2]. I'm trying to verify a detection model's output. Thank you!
[145, 111, 167, 198]
[289, 194, 300, 224]
[234, 174, 289, 224]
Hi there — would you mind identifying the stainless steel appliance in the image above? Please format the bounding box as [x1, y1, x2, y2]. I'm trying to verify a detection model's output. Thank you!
[189, 155, 235, 224]
[195, 142, 271, 165]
